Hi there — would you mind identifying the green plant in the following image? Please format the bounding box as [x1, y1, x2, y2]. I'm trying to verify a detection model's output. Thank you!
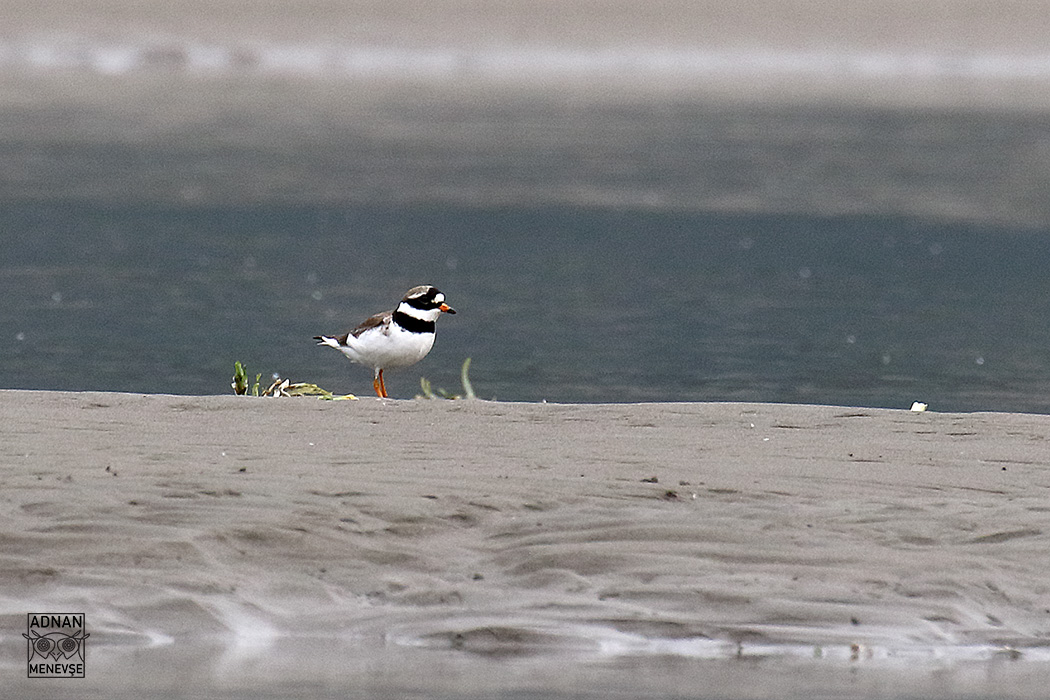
[231, 362, 356, 400]
[418, 358, 476, 400]
[231, 361, 262, 396]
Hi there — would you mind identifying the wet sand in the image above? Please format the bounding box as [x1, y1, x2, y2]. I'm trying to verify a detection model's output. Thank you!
[3, 390, 1050, 698]
[4, 0, 1050, 110]
[7, 0, 1050, 52]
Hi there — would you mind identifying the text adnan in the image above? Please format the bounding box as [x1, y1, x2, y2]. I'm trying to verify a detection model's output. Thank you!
[29, 614, 84, 628]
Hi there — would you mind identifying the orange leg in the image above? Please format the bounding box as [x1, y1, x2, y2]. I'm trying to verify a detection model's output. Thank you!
[372, 369, 389, 398]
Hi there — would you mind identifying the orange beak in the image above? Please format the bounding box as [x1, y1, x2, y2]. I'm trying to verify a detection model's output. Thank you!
[439, 303, 456, 314]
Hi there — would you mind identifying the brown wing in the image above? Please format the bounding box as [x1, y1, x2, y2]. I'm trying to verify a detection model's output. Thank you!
[348, 310, 393, 339]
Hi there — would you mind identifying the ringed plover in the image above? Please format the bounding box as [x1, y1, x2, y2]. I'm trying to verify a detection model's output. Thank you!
[315, 285, 456, 398]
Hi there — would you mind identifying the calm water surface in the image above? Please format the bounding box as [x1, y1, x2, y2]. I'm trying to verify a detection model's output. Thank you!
[4, 200, 1050, 410]
[3, 81, 1050, 410]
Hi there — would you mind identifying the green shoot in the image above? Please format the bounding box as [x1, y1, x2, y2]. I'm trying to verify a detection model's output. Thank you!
[417, 358, 475, 400]
[231, 362, 356, 400]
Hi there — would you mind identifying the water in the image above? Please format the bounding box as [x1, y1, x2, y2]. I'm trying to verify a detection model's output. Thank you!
[3, 4, 1050, 412]
[3, 75, 1050, 410]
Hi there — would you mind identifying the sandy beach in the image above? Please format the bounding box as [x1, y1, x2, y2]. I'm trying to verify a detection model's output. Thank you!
[7, 0, 1050, 52]
[3, 390, 1050, 697]
[5, 0, 1050, 111]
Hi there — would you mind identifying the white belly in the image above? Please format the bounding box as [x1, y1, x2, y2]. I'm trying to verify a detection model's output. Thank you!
[340, 325, 435, 370]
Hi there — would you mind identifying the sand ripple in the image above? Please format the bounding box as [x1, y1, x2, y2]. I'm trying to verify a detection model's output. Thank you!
[3, 391, 1050, 696]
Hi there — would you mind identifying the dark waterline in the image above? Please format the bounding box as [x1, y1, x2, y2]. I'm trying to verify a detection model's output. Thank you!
[4, 201, 1050, 411]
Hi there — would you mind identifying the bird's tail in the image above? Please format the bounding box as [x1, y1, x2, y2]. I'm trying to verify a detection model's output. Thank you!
[314, 335, 342, 349]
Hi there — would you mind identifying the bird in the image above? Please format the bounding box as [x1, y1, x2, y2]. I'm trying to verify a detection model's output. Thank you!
[314, 285, 456, 398]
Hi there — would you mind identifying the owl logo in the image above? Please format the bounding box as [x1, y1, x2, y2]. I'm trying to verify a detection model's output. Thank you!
[23, 629, 89, 663]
